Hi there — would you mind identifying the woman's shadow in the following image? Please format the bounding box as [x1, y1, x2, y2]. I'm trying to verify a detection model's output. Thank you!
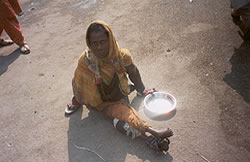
[0, 48, 21, 76]
[66, 95, 173, 162]
[224, 41, 250, 104]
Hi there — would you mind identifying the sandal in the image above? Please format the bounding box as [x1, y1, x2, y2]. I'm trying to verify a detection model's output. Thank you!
[146, 135, 170, 152]
[65, 103, 80, 115]
[0, 39, 13, 46]
[157, 138, 170, 152]
[20, 44, 30, 54]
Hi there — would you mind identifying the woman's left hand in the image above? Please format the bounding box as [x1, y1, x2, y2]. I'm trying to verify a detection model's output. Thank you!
[137, 88, 157, 96]
[143, 88, 157, 96]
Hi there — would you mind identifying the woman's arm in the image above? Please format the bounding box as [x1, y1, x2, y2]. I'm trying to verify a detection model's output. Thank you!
[125, 63, 145, 94]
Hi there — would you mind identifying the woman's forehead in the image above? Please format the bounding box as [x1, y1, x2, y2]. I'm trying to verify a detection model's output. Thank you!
[89, 31, 108, 41]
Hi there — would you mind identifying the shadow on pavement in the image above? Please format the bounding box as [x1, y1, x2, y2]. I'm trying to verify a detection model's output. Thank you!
[67, 96, 173, 162]
[224, 41, 250, 104]
[130, 95, 144, 111]
[221, 41, 250, 152]
[0, 48, 21, 76]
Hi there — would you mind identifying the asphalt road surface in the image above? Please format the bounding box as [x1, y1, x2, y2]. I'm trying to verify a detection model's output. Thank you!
[0, 0, 250, 161]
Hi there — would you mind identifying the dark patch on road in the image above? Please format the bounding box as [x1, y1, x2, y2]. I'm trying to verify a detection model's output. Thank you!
[222, 41, 250, 152]
[0, 49, 21, 76]
[224, 42, 250, 104]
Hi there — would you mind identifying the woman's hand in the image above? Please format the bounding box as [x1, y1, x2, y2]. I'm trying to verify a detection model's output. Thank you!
[137, 88, 157, 97]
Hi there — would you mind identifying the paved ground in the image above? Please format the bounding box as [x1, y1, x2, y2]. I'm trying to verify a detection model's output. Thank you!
[0, 0, 250, 162]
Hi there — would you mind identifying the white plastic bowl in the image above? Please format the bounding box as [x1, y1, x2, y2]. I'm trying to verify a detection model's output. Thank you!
[144, 92, 176, 121]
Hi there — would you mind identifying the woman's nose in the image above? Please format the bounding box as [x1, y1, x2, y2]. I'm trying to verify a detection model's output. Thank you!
[97, 42, 102, 49]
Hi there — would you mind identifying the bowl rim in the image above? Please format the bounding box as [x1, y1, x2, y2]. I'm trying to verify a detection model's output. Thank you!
[143, 91, 177, 114]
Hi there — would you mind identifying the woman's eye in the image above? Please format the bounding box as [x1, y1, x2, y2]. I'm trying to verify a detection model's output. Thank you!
[92, 42, 98, 46]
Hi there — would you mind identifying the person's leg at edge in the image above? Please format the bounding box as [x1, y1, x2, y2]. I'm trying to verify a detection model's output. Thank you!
[0, 24, 13, 46]
[1, 16, 30, 53]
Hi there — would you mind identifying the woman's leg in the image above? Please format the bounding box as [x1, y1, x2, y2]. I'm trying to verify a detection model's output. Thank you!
[105, 102, 173, 138]
[65, 79, 82, 114]
[105, 102, 149, 133]
[72, 78, 84, 106]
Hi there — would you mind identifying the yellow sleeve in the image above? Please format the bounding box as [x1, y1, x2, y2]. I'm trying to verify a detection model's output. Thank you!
[120, 48, 133, 66]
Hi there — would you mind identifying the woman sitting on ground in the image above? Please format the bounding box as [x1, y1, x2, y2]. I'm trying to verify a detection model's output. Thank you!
[66, 21, 173, 152]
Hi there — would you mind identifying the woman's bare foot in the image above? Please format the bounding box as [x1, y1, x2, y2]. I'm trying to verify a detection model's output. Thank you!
[155, 128, 173, 138]
[146, 127, 173, 139]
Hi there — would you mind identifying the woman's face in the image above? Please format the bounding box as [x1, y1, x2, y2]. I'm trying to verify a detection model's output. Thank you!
[89, 31, 109, 58]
